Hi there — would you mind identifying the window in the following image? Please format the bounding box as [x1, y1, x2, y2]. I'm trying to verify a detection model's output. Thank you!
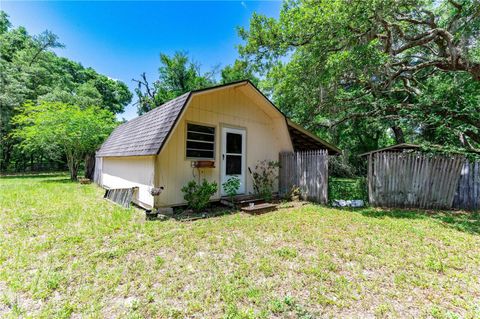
[186, 123, 215, 159]
[225, 132, 243, 175]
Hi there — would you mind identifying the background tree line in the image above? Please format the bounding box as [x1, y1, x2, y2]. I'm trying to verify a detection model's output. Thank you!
[0, 12, 132, 175]
[3, 0, 480, 179]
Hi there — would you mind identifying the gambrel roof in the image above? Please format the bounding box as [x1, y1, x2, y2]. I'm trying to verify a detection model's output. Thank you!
[96, 80, 341, 157]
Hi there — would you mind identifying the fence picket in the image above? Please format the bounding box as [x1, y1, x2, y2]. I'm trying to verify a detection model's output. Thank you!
[279, 150, 328, 204]
[368, 152, 465, 209]
[453, 160, 480, 210]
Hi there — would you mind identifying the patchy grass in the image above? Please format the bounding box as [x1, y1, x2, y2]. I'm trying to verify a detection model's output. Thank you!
[1, 174, 480, 318]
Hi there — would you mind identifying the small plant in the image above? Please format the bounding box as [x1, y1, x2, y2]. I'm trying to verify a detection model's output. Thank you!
[181, 179, 218, 211]
[251, 160, 280, 201]
[222, 176, 240, 206]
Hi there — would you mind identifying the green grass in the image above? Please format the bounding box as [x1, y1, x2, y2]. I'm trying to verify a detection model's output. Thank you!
[1, 174, 480, 318]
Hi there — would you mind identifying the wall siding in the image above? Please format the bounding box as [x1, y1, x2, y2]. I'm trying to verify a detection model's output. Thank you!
[102, 156, 155, 208]
[155, 86, 293, 207]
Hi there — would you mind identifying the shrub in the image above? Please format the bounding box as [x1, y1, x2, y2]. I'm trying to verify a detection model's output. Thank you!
[181, 179, 218, 211]
[328, 177, 368, 202]
[328, 151, 359, 178]
[222, 176, 240, 205]
[251, 160, 280, 201]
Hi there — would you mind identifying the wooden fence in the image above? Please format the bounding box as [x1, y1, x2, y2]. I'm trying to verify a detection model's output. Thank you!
[453, 160, 480, 211]
[367, 152, 464, 209]
[279, 150, 328, 204]
[93, 156, 103, 186]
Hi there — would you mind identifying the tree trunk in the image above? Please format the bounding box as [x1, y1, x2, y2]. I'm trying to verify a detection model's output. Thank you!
[84, 153, 95, 180]
[1, 143, 13, 172]
[66, 154, 78, 181]
[71, 165, 78, 181]
[391, 126, 405, 144]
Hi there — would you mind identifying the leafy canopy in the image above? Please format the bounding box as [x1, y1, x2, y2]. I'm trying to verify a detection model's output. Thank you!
[220, 59, 259, 86]
[239, 0, 480, 170]
[134, 52, 260, 115]
[134, 51, 216, 115]
[0, 11, 132, 171]
[12, 101, 117, 180]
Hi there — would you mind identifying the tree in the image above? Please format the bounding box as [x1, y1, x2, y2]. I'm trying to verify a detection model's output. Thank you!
[133, 51, 216, 114]
[134, 53, 262, 115]
[239, 0, 480, 159]
[220, 59, 259, 85]
[0, 11, 132, 171]
[417, 72, 480, 149]
[12, 101, 116, 180]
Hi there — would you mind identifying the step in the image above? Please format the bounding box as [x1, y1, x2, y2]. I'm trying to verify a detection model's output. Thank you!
[237, 198, 265, 207]
[241, 203, 277, 214]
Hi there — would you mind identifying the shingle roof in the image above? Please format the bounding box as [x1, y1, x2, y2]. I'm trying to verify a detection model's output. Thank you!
[96, 92, 190, 157]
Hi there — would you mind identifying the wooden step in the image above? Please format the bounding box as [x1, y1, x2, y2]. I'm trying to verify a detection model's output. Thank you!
[237, 198, 265, 207]
[241, 203, 277, 214]
[220, 195, 265, 207]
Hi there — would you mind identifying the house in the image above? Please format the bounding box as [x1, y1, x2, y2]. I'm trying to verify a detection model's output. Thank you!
[95, 80, 340, 209]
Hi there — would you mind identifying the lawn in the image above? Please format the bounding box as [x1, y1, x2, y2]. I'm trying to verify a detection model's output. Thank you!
[1, 174, 479, 318]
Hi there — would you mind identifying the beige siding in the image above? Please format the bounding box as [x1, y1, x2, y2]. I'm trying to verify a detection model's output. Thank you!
[155, 85, 293, 207]
[102, 156, 155, 208]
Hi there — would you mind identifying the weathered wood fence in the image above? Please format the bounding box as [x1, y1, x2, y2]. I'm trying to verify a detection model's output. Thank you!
[93, 156, 103, 186]
[104, 187, 138, 208]
[453, 160, 480, 210]
[279, 150, 328, 204]
[367, 152, 465, 209]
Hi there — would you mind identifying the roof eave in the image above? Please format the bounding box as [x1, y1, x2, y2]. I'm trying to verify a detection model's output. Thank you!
[287, 119, 342, 155]
[358, 143, 421, 157]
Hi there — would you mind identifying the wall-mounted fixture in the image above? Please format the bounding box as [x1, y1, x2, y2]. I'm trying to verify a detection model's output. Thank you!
[150, 186, 164, 196]
[191, 160, 215, 168]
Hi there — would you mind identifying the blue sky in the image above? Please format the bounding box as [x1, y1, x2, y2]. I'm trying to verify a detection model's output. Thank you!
[2, 1, 282, 120]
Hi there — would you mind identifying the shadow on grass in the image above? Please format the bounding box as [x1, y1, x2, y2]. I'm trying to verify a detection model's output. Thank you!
[357, 207, 480, 235]
[146, 204, 239, 222]
[0, 172, 67, 179]
[171, 210, 238, 222]
[40, 178, 75, 184]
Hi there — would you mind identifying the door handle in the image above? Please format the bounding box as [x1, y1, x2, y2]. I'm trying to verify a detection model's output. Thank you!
[222, 154, 225, 160]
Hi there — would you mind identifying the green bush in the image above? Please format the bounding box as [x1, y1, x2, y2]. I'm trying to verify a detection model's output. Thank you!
[181, 179, 218, 211]
[328, 177, 368, 202]
[251, 160, 280, 201]
[222, 176, 240, 205]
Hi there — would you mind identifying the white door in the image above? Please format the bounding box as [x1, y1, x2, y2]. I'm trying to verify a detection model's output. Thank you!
[221, 127, 246, 195]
